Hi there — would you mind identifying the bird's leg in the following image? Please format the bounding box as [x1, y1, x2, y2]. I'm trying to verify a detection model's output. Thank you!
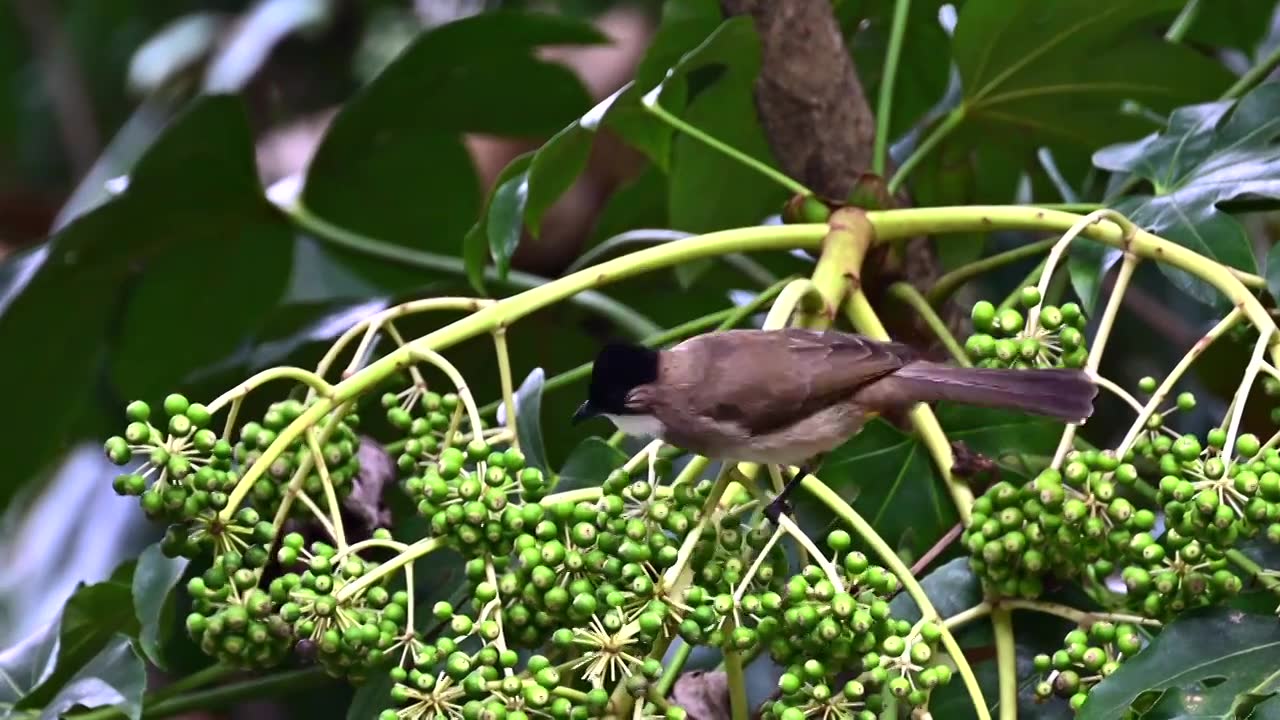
[646, 440, 660, 486]
[764, 458, 821, 525]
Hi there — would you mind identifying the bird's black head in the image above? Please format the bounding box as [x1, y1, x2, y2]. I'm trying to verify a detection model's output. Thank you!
[572, 343, 659, 424]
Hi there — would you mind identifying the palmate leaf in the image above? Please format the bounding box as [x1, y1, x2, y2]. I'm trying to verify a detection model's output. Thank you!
[1093, 82, 1280, 306]
[1078, 607, 1280, 719]
[951, 0, 1232, 149]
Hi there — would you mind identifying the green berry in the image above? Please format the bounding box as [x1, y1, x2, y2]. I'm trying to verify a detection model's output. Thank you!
[972, 301, 996, 332]
[1019, 286, 1041, 308]
[163, 393, 190, 417]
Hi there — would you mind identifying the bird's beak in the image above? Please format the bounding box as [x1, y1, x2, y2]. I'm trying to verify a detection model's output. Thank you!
[572, 400, 597, 425]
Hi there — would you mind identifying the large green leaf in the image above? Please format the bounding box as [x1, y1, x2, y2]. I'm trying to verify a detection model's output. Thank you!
[8, 569, 139, 713]
[302, 11, 603, 284]
[666, 19, 790, 235]
[804, 404, 1061, 557]
[36, 636, 146, 720]
[847, 0, 953, 141]
[468, 5, 766, 281]
[1093, 82, 1280, 306]
[131, 544, 189, 670]
[950, 0, 1233, 149]
[1079, 607, 1280, 719]
[0, 94, 289, 503]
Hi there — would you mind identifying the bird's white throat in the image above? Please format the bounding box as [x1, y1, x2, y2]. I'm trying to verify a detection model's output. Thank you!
[602, 413, 667, 439]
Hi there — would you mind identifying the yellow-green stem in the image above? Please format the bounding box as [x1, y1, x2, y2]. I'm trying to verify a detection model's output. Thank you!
[888, 106, 965, 194]
[1025, 209, 1136, 338]
[992, 608, 1016, 720]
[764, 278, 824, 329]
[207, 366, 334, 414]
[999, 599, 1161, 627]
[1224, 327, 1274, 464]
[335, 536, 447, 602]
[314, 297, 491, 384]
[1051, 251, 1138, 467]
[642, 97, 810, 197]
[492, 328, 519, 451]
[799, 476, 991, 720]
[873, 0, 912, 176]
[887, 282, 969, 365]
[725, 646, 749, 720]
[305, 428, 347, 549]
[286, 203, 662, 338]
[1164, 0, 1201, 40]
[928, 237, 1058, 305]
[1114, 308, 1244, 457]
[943, 602, 993, 630]
[845, 291, 976, 519]
[655, 642, 693, 697]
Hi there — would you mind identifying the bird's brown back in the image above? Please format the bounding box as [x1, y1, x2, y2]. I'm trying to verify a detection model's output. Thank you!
[650, 328, 917, 435]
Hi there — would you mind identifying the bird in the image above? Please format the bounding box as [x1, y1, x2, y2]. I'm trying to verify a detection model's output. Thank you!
[571, 327, 1098, 522]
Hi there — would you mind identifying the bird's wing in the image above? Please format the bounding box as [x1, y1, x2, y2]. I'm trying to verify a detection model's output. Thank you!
[664, 329, 917, 434]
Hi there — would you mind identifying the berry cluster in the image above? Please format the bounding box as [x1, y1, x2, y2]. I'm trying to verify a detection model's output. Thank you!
[1033, 622, 1144, 713]
[105, 395, 253, 558]
[963, 449, 1153, 599]
[964, 289, 1089, 369]
[1124, 377, 1197, 464]
[1151, 430, 1280, 547]
[236, 399, 362, 519]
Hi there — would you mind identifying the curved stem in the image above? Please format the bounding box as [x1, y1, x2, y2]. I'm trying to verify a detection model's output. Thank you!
[492, 328, 518, 451]
[642, 94, 810, 196]
[563, 228, 777, 287]
[1026, 209, 1137, 338]
[992, 608, 1017, 720]
[928, 237, 1057, 305]
[845, 291, 976, 519]
[888, 106, 965, 194]
[313, 297, 490, 384]
[334, 536, 446, 602]
[206, 367, 335, 414]
[284, 203, 662, 339]
[799, 475, 991, 720]
[725, 647, 749, 720]
[763, 278, 824, 329]
[224, 205, 1280, 535]
[330, 537, 409, 562]
[778, 514, 845, 593]
[871, 207, 1275, 343]
[304, 428, 346, 549]
[874, 0, 911, 176]
[998, 257, 1047, 312]
[887, 282, 969, 365]
[656, 642, 693, 697]
[1224, 326, 1273, 464]
[1114, 308, 1244, 458]
[1051, 251, 1138, 467]
[1092, 374, 1145, 415]
[404, 346, 485, 447]
[1164, 0, 1201, 41]
[943, 602, 993, 630]
[1224, 42, 1280, 100]
[999, 599, 1162, 627]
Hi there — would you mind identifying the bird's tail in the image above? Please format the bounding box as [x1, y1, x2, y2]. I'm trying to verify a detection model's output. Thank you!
[884, 361, 1098, 424]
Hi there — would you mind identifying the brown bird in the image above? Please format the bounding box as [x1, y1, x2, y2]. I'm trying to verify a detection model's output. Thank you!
[572, 328, 1098, 521]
